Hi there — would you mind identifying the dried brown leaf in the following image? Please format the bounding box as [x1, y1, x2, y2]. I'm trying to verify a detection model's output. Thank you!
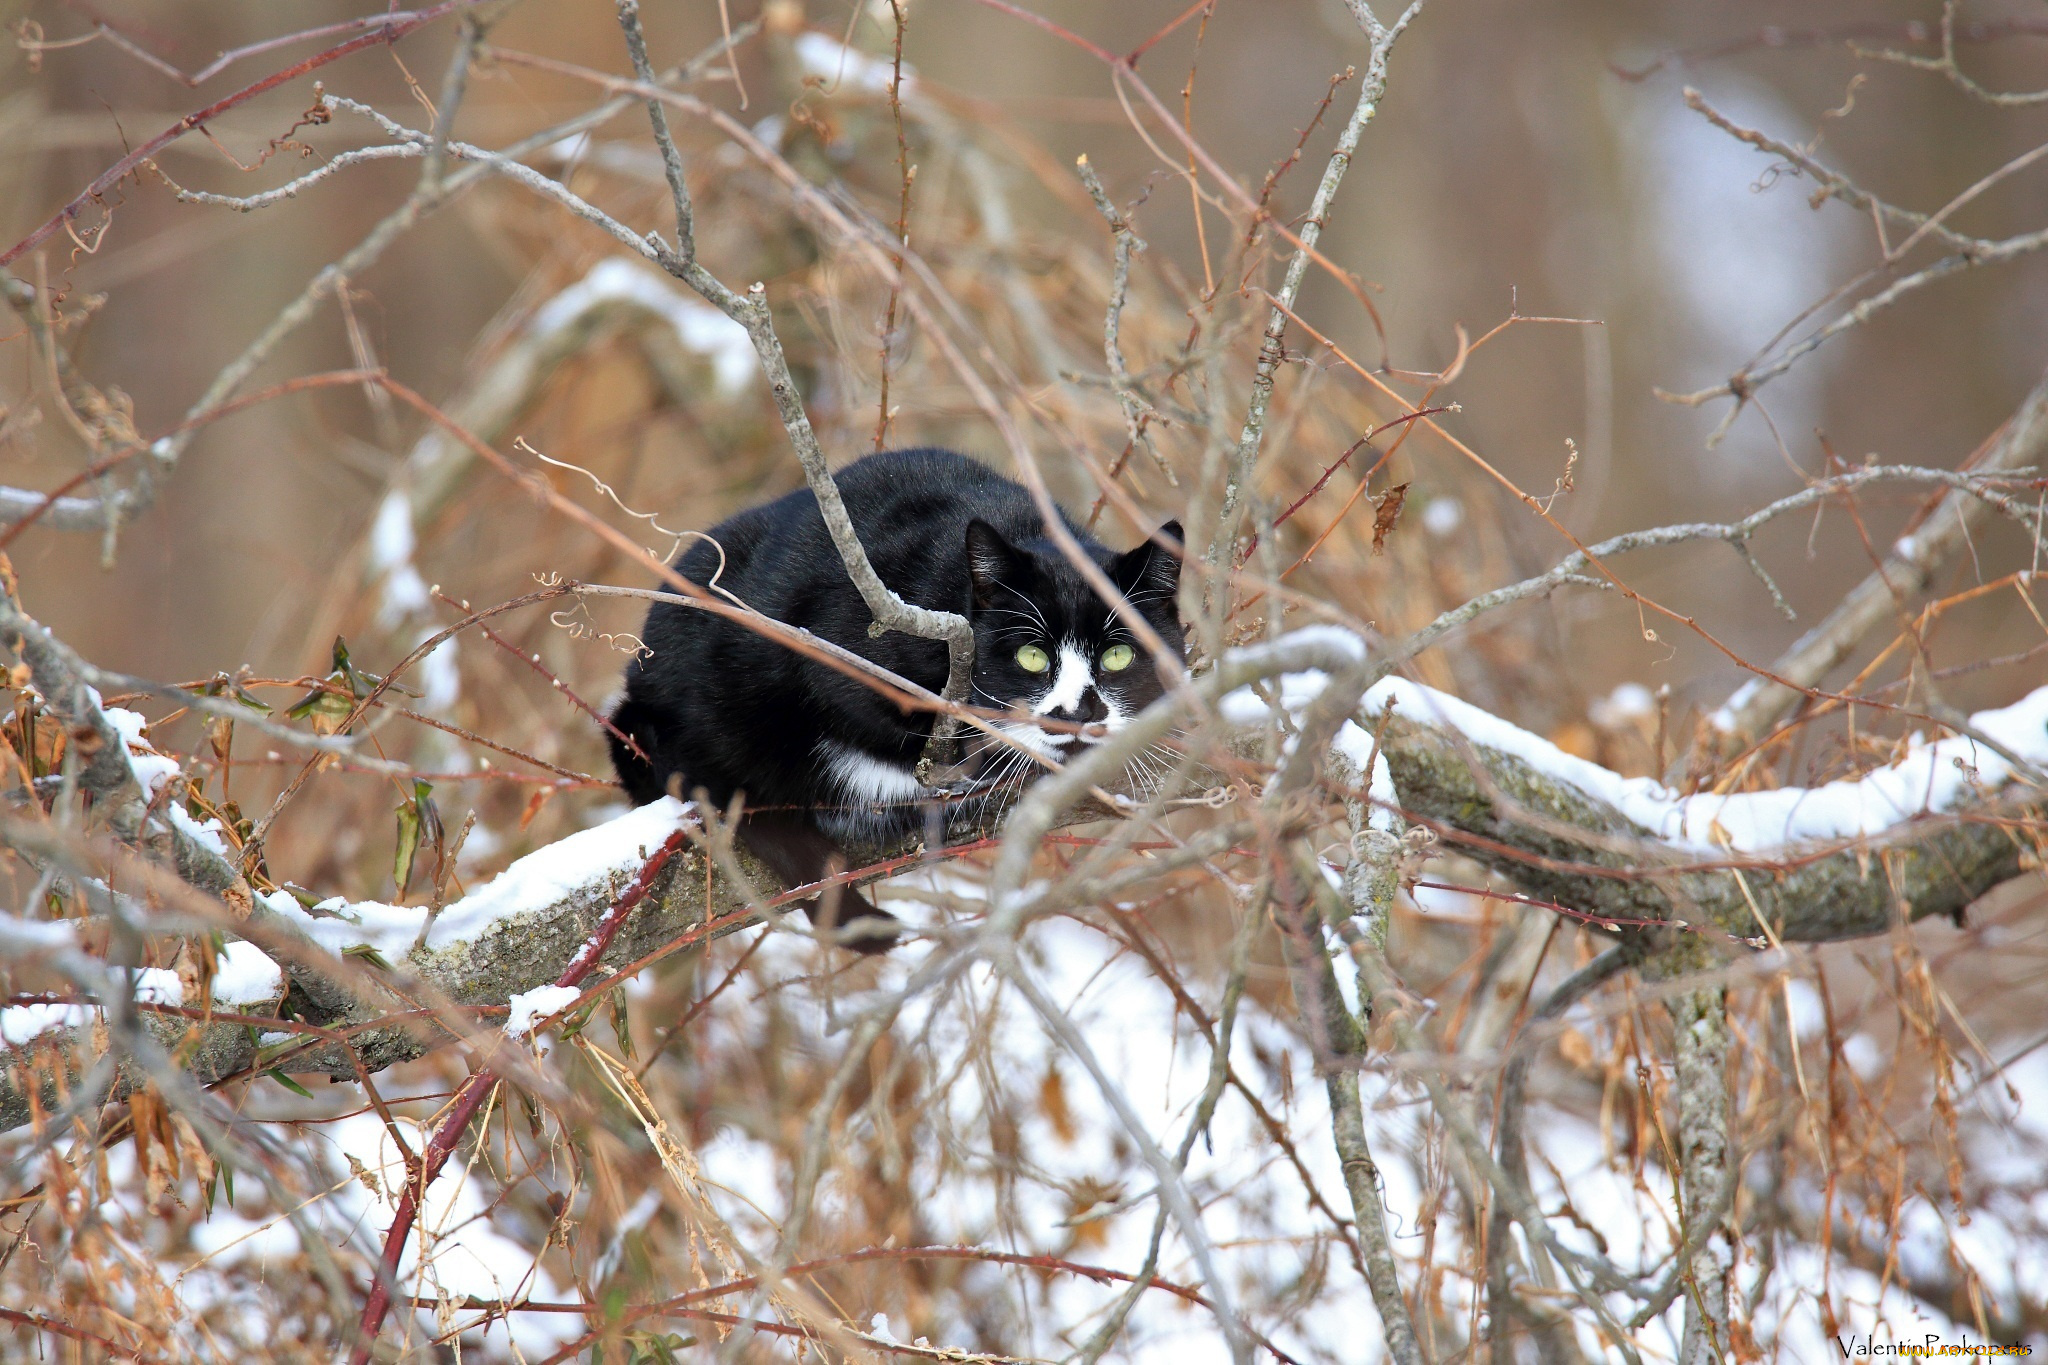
[1371, 481, 1410, 555]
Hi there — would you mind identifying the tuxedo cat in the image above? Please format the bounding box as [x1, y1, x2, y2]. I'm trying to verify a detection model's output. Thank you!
[607, 447, 1184, 951]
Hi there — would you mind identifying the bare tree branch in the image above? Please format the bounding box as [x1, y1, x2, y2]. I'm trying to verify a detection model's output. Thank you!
[1707, 366, 2048, 752]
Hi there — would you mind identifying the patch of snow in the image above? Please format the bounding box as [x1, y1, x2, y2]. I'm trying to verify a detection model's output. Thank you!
[1, 1002, 91, 1048]
[0, 925, 281, 1052]
[1421, 496, 1464, 536]
[133, 968, 183, 1008]
[1222, 633, 2048, 853]
[410, 631, 461, 713]
[180, 1109, 580, 1356]
[1410, 881, 1473, 915]
[1841, 1032, 1883, 1079]
[793, 31, 909, 95]
[1283, 623, 1370, 665]
[302, 1112, 580, 1355]
[1322, 923, 1366, 1019]
[2, 941, 281, 1049]
[532, 259, 755, 394]
[378, 563, 431, 625]
[165, 803, 228, 855]
[100, 701, 234, 858]
[1708, 676, 1764, 733]
[97, 695, 181, 798]
[427, 796, 690, 948]
[370, 490, 435, 628]
[1331, 718, 1401, 833]
[368, 488, 414, 573]
[263, 798, 694, 957]
[0, 914, 78, 952]
[1367, 672, 2048, 851]
[504, 984, 581, 1039]
[212, 941, 284, 1006]
[1590, 681, 1654, 727]
[1781, 978, 1824, 1041]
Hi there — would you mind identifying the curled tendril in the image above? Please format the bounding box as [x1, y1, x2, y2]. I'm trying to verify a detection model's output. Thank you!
[548, 599, 651, 659]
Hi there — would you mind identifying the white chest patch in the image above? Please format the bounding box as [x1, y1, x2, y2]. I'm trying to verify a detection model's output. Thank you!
[820, 741, 924, 807]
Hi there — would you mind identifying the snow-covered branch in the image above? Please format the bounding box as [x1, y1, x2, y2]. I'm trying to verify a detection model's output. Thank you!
[8, 624, 2040, 1133]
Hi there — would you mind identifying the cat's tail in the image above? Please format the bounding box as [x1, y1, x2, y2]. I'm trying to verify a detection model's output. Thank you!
[605, 695, 672, 805]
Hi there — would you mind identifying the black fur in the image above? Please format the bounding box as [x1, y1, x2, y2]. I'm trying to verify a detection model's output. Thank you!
[607, 448, 1184, 949]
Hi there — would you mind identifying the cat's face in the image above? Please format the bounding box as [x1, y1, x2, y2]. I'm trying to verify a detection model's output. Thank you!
[963, 519, 1184, 783]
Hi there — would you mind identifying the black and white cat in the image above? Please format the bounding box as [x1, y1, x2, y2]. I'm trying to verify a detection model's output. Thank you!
[607, 447, 1184, 949]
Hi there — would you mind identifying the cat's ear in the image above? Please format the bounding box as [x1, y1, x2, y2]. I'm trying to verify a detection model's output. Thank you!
[1113, 521, 1182, 601]
[965, 519, 1026, 606]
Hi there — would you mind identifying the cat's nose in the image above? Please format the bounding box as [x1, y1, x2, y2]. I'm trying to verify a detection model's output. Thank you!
[1050, 689, 1110, 742]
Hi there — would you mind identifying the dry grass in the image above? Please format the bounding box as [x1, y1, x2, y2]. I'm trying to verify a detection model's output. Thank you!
[2, 3, 2046, 1362]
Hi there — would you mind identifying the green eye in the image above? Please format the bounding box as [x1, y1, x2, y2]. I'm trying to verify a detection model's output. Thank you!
[1101, 644, 1136, 673]
[1016, 644, 1051, 673]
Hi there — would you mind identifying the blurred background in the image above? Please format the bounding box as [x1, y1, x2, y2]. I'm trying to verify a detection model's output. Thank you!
[5, 2, 2048, 1358]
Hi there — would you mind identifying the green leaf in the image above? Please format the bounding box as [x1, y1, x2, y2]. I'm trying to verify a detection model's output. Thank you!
[558, 994, 602, 1041]
[393, 800, 422, 897]
[266, 1069, 314, 1099]
[285, 636, 387, 731]
[284, 685, 355, 727]
[393, 779, 443, 898]
[341, 943, 391, 972]
[610, 992, 635, 1061]
[201, 672, 272, 713]
[254, 1035, 303, 1068]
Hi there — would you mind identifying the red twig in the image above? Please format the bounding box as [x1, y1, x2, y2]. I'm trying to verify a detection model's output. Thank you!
[0, 1, 479, 269]
[969, 0, 1117, 64]
[348, 823, 689, 1362]
[966, 0, 1388, 353]
[1126, 0, 1215, 65]
[1235, 405, 1453, 564]
[0, 1306, 152, 1359]
[430, 588, 648, 764]
[56, 0, 461, 87]
[1272, 408, 1450, 530]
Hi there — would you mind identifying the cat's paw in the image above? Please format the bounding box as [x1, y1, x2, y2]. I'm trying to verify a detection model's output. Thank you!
[806, 895, 903, 954]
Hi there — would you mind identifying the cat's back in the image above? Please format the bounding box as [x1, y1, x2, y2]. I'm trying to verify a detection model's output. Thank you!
[699, 448, 1042, 609]
[835, 447, 1036, 533]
